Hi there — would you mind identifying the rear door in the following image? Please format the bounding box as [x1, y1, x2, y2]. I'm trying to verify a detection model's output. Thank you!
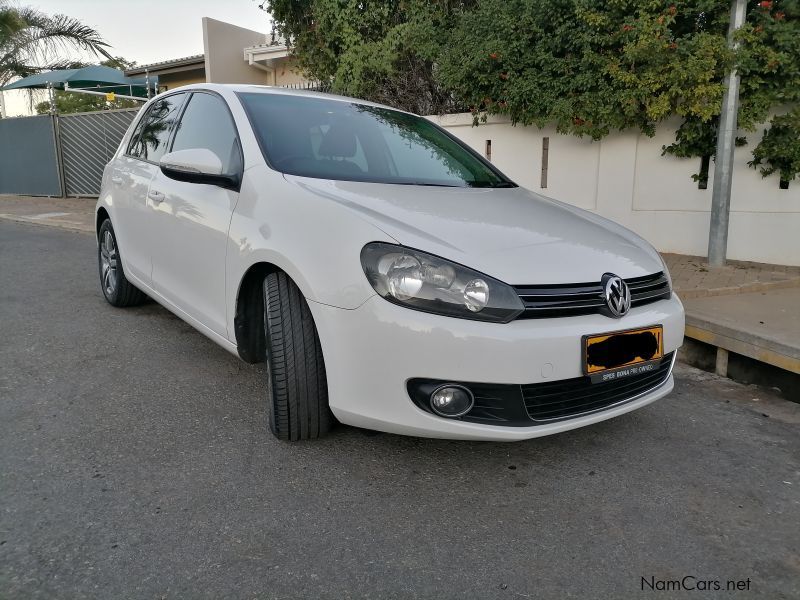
[148, 91, 243, 337]
[110, 93, 186, 285]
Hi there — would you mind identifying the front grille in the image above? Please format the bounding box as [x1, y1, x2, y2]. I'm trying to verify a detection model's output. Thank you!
[522, 352, 674, 422]
[513, 272, 671, 319]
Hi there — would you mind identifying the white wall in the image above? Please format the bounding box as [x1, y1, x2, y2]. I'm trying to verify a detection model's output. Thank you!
[202, 18, 271, 85]
[430, 113, 800, 266]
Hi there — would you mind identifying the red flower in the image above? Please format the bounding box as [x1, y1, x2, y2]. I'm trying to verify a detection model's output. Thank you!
[775, 11, 785, 19]
[759, 1, 772, 8]
[488, 52, 499, 60]
[622, 24, 633, 32]
[669, 42, 678, 50]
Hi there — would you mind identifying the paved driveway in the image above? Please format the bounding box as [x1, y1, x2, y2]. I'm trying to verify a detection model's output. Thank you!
[1, 221, 798, 599]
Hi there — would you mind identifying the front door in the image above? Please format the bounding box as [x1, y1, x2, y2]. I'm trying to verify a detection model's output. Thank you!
[148, 92, 243, 337]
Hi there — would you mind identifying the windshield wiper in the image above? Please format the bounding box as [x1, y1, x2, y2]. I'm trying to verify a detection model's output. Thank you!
[467, 181, 516, 188]
[392, 182, 461, 187]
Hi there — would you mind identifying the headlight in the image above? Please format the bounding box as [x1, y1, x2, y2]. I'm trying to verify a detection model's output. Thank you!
[360, 242, 524, 323]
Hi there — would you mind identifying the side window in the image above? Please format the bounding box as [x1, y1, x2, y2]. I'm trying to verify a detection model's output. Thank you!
[127, 94, 184, 162]
[170, 93, 242, 174]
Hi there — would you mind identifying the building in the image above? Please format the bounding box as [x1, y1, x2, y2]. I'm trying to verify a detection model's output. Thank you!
[124, 54, 206, 91]
[124, 18, 308, 92]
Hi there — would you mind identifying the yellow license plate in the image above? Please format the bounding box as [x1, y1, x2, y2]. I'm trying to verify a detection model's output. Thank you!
[583, 325, 663, 378]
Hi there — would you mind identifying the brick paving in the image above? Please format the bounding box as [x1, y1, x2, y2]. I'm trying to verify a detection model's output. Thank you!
[663, 253, 800, 299]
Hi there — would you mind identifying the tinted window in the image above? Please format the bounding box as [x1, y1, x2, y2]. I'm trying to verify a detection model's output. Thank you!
[237, 93, 513, 188]
[127, 94, 184, 162]
[170, 93, 241, 174]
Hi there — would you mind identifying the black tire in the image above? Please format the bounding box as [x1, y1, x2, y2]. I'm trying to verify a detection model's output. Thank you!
[263, 272, 333, 441]
[98, 219, 147, 308]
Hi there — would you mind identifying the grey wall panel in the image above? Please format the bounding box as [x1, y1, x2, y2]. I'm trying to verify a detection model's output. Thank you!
[0, 115, 61, 196]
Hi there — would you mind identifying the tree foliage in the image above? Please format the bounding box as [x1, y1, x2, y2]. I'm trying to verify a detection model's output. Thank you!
[34, 90, 137, 114]
[264, 0, 474, 115]
[438, 0, 732, 139]
[749, 106, 800, 183]
[0, 1, 112, 86]
[265, 0, 800, 185]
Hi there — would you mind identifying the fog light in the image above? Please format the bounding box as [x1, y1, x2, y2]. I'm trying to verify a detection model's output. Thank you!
[430, 385, 474, 417]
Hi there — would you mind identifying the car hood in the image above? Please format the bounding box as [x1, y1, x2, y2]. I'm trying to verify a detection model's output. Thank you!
[286, 176, 665, 285]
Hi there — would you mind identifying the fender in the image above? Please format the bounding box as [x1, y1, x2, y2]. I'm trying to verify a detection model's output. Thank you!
[224, 165, 394, 343]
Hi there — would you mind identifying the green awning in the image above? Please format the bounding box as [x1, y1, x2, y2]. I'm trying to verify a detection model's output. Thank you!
[1, 65, 156, 98]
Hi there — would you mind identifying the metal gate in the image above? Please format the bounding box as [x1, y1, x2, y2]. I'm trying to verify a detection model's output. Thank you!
[57, 108, 140, 197]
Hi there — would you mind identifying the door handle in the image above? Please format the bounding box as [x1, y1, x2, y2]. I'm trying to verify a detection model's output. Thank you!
[148, 190, 165, 204]
[111, 176, 123, 185]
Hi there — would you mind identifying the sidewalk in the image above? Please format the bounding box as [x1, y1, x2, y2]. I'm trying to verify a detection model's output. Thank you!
[663, 253, 800, 299]
[0, 195, 94, 233]
[2, 194, 798, 379]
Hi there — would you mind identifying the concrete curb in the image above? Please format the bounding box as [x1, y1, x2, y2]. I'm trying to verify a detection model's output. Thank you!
[0, 214, 93, 235]
[676, 278, 800, 299]
[685, 314, 800, 371]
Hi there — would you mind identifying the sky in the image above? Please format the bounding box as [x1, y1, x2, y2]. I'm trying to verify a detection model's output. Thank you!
[3, 0, 272, 116]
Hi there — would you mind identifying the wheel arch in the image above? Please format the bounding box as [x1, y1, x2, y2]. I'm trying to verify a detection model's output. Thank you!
[232, 246, 328, 364]
[234, 261, 279, 364]
[96, 206, 110, 239]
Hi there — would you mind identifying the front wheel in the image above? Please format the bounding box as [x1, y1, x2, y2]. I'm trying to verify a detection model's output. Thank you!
[263, 272, 333, 441]
[98, 219, 147, 307]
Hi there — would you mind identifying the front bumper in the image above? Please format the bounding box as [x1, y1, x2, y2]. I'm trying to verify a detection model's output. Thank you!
[308, 294, 685, 441]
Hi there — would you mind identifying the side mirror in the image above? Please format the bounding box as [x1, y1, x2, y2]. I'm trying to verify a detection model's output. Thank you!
[159, 148, 238, 190]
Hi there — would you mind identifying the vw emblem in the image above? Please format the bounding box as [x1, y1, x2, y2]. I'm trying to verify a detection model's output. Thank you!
[602, 273, 631, 318]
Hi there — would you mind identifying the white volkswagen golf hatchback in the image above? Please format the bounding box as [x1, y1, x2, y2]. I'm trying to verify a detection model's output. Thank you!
[96, 84, 684, 441]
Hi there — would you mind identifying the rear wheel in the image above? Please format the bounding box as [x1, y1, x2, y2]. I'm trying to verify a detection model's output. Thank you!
[263, 272, 333, 441]
[98, 219, 147, 307]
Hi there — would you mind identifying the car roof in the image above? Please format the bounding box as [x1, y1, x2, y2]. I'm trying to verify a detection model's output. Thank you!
[172, 83, 411, 115]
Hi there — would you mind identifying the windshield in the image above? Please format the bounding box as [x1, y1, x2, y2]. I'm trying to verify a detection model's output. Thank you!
[237, 92, 515, 188]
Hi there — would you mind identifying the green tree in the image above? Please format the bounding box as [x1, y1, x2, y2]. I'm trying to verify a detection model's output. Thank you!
[749, 106, 800, 185]
[266, 0, 800, 186]
[0, 1, 112, 87]
[34, 57, 139, 114]
[264, 0, 474, 115]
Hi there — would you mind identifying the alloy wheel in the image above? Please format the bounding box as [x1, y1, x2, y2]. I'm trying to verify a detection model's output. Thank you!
[100, 229, 118, 297]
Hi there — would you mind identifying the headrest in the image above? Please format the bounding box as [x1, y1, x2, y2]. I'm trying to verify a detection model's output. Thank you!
[318, 122, 357, 158]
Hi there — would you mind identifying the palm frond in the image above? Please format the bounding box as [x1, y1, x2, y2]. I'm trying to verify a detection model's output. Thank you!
[9, 9, 112, 64]
[0, 6, 26, 43]
[17, 8, 112, 57]
[0, 5, 113, 84]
